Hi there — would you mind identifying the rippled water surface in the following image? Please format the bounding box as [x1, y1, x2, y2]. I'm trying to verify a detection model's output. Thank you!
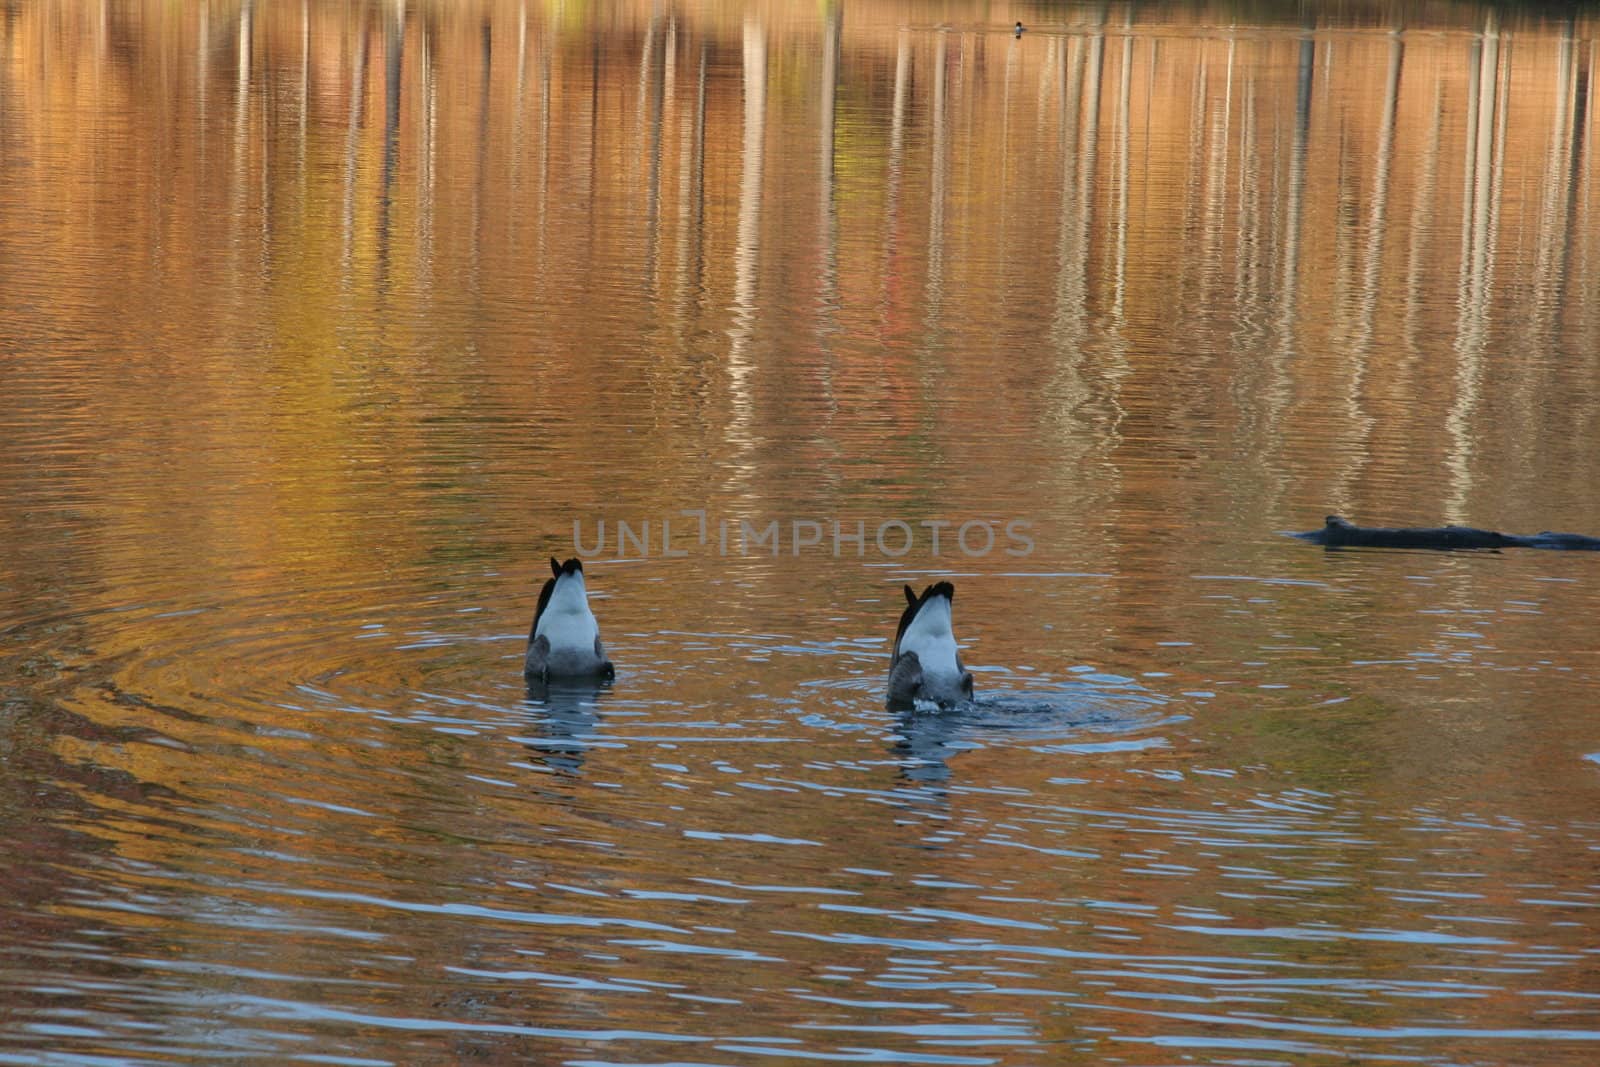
[5, 1, 1600, 1063]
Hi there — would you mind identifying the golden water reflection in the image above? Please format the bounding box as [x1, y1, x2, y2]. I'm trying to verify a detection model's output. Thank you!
[2, 2, 1596, 541]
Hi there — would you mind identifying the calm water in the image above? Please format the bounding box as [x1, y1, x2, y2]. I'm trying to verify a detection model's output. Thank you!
[4, 1, 1600, 1063]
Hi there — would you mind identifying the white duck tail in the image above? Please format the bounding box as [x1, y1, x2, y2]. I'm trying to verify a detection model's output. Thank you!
[887, 581, 974, 708]
[525, 557, 614, 681]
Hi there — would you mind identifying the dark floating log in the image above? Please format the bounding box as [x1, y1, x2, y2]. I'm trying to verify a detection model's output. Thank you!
[1289, 515, 1600, 551]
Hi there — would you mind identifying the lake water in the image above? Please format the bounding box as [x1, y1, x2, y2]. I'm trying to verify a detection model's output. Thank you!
[4, 1, 1600, 1063]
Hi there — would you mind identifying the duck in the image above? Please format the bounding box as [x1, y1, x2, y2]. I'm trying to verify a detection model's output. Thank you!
[887, 581, 974, 708]
[524, 557, 615, 681]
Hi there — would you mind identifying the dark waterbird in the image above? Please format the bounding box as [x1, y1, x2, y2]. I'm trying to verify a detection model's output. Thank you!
[1290, 515, 1600, 551]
